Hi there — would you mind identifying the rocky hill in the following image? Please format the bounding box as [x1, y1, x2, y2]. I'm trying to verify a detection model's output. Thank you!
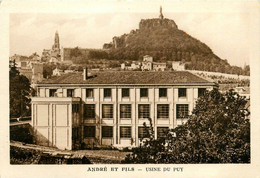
[103, 8, 249, 75]
[104, 18, 213, 56]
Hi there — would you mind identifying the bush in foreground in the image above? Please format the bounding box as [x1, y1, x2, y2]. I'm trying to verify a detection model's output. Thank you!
[122, 89, 250, 163]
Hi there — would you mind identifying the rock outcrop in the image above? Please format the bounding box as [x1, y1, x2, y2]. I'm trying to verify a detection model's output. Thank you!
[139, 18, 178, 31]
[104, 17, 178, 49]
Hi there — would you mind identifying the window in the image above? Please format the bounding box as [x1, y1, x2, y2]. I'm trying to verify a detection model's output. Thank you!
[138, 127, 149, 138]
[84, 104, 95, 119]
[176, 104, 189, 118]
[120, 104, 131, 119]
[138, 104, 150, 119]
[84, 126, 95, 138]
[72, 104, 80, 125]
[104, 88, 112, 98]
[159, 88, 167, 97]
[198, 88, 206, 97]
[102, 104, 113, 118]
[157, 104, 169, 119]
[67, 89, 74, 97]
[72, 127, 80, 140]
[178, 88, 187, 97]
[49, 89, 57, 97]
[120, 126, 131, 138]
[157, 127, 169, 138]
[86, 88, 94, 98]
[140, 88, 148, 98]
[122, 88, 130, 98]
[72, 104, 79, 113]
[102, 126, 113, 138]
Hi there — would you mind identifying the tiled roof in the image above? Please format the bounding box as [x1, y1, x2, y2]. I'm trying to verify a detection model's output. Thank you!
[39, 71, 215, 85]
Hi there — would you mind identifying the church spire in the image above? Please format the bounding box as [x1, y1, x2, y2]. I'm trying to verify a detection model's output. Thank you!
[159, 6, 164, 19]
[52, 30, 60, 50]
[54, 31, 59, 45]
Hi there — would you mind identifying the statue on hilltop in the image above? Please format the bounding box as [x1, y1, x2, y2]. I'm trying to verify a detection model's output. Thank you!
[159, 6, 164, 20]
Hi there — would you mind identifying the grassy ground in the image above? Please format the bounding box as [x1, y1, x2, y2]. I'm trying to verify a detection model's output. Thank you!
[10, 141, 130, 164]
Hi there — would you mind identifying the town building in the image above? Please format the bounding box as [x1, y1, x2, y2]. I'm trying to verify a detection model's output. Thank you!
[153, 62, 167, 71]
[121, 55, 167, 72]
[143, 55, 153, 63]
[121, 61, 141, 70]
[121, 63, 126, 70]
[52, 68, 64, 76]
[141, 55, 167, 71]
[172, 61, 185, 71]
[31, 70, 216, 150]
[31, 63, 44, 86]
[130, 62, 141, 70]
[9, 54, 44, 85]
[10, 54, 29, 68]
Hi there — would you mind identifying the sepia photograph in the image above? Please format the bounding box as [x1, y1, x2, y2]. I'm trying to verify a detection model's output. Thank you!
[1, 0, 260, 177]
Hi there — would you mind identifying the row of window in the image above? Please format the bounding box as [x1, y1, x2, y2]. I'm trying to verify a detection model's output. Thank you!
[84, 104, 189, 119]
[48, 88, 207, 98]
[49, 88, 76, 97]
[84, 126, 168, 139]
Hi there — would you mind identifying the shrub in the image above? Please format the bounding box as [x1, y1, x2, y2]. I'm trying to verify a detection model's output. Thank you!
[122, 89, 250, 163]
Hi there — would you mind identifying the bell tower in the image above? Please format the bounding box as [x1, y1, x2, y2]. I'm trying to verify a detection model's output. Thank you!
[52, 30, 60, 51]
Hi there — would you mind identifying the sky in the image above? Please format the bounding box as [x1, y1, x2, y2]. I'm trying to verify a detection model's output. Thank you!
[9, 2, 258, 67]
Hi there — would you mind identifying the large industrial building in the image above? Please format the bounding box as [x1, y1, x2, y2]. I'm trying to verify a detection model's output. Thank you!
[31, 70, 216, 150]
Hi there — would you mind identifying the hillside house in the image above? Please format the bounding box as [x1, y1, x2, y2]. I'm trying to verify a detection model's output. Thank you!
[121, 62, 141, 70]
[153, 62, 167, 71]
[141, 55, 153, 71]
[172, 61, 185, 71]
[52, 68, 64, 76]
[9, 57, 43, 85]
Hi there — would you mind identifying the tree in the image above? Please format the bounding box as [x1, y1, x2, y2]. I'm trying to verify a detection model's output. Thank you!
[70, 47, 82, 57]
[10, 61, 32, 118]
[43, 64, 56, 78]
[123, 89, 250, 163]
[243, 65, 250, 76]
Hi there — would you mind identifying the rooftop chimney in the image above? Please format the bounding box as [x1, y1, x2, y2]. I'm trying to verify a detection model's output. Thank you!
[83, 67, 88, 80]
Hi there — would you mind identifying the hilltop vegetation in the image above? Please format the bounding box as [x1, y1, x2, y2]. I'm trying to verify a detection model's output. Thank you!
[109, 26, 213, 61]
[103, 18, 250, 75]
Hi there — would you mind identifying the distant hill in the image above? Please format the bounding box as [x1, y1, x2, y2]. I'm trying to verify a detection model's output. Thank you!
[103, 12, 250, 76]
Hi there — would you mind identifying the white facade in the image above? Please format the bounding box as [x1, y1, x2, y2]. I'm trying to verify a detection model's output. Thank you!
[32, 81, 214, 150]
[121, 63, 126, 70]
[153, 62, 167, 71]
[172, 61, 185, 71]
[143, 55, 153, 62]
[121, 62, 141, 70]
[31, 97, 81, 150]
[130, 62, 141, 70]
[52, 68, 63, 76]
[141, 61, 153, 71]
